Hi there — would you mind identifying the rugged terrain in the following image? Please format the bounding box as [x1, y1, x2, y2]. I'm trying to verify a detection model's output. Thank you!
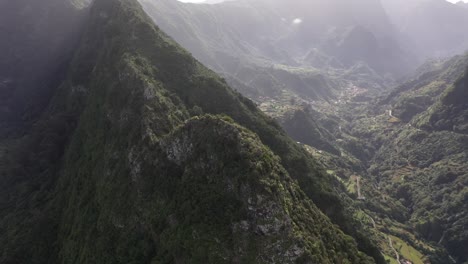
[277, 52, 468, 264]
[0, 0, 384, 263]
[1, 0, 467, 263]
[135, 0, 468, 263]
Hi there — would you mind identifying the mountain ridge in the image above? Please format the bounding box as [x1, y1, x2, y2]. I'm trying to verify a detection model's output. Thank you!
[1, 0, 466, 263]
[0, 0, 382, 262]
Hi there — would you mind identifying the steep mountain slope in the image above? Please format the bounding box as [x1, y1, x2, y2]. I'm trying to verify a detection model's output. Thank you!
[421, 67, 468, 133]
[132, 0, 468, 262]
[384, 54, 468, 122]
[0, 0, 88, 136]
[368, 57, 468, 263]
[261, 53, 468, 263]
[339, 54, 468, 263]
[133, 1, 468, 262]
[0, 0, 382, 263]
[280, 109, 341, 156]
[138, 0, 409, 102]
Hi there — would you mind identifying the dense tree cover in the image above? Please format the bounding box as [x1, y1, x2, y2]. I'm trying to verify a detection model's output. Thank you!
[0, 0, 383, 263]
[139, 0, 468, 262]
[3, 0, 466, 263]
[253, 52, 468, 263]
[371, 61, 468, 263]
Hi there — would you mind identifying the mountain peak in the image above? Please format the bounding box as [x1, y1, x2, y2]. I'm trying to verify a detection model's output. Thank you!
[0, 0, 378, 262]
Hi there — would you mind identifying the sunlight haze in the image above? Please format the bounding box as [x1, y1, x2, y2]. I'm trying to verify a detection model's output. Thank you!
[178, 0, 468, 2]
[2, 0, 468, 262]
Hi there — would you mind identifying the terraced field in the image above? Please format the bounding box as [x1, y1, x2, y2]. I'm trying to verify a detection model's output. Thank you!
[389, 235, 426, 264]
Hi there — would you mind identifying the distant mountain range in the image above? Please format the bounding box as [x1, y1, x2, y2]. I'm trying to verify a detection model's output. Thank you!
[139, 0, 468, 262]
[1, 0, 467, 263]
[382, 0, 468, 58]
[0, 0, 384, 263]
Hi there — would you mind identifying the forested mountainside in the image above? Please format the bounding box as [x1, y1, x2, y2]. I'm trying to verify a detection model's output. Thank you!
[1, 0, 467, 263]
[0, 0, 385, 263]
[0, 0, 88, 136]
[135, 1, 468, 262]
[368, 57, 468, 263]
[276, 53, 468, 263]
[140, 0, 408, 73]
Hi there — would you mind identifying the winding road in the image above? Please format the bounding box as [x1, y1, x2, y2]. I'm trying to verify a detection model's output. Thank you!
[388, 236, 401, 264]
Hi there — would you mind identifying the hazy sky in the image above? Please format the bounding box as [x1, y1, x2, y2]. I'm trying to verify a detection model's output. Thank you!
[178, 0, 206, 2]
[179, 0, 468, 3]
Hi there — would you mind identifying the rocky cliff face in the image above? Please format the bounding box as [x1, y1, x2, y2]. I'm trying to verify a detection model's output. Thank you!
[361, 55, 468, 263]
[138, 0, 410, 102]
[0, 0, 380, 263]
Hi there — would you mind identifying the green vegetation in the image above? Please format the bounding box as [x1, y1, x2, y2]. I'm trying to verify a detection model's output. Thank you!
[0, 0, 384, 263]
[369, 59, 468, 262]
[389, 235, 425, 264]
[2, 0, 466, 263]
[265, 53, 468, 263]
[138, 0, 468, 261]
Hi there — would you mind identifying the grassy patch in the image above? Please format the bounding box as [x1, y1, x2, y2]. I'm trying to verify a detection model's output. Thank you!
[383, 254, 399, 264]
[389, 235, 424, 264]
